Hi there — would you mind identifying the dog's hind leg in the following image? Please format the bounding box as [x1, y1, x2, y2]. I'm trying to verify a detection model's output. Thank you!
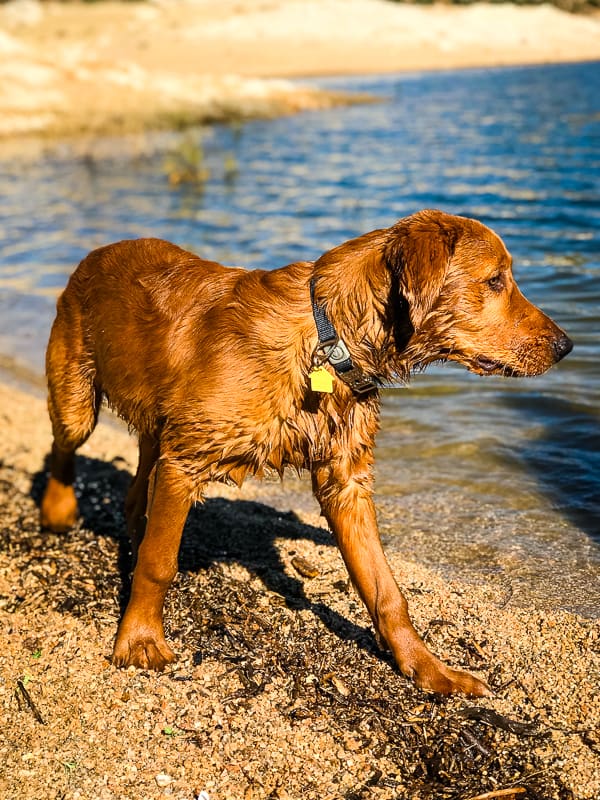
[125, 434, 160, 559]
[40, 319, 100, 533]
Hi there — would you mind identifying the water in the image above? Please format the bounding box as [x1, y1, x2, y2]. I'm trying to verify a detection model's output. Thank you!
[1, 62, 599, 616]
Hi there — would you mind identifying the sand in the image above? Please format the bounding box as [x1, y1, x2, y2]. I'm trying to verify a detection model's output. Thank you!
[0, 375, 599, 799]
[1, 0, 600, 139]
[1, 1, 599, 796]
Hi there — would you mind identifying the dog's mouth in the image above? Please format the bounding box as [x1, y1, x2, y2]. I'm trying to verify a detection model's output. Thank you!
[472, 355, 519, 377]
[437, 349, 527, 377]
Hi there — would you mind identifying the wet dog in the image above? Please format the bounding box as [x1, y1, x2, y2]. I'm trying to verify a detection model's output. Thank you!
[40, 210, 572, 695]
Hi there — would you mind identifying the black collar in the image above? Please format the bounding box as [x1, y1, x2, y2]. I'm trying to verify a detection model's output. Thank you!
[309, 278, 377, 395]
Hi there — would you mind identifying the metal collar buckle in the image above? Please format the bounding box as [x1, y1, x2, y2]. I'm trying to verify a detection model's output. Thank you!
[310, 277, 377, 396]
[337, 366, 378, 395]
[311, 336, 377, 395]
[311, 337, 339, 368]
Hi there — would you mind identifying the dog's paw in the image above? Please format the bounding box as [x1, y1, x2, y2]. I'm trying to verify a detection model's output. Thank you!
[40, 478, 79, 532]
[112, 633, 176, 671]
[391, 638, 491, 696]
[412, 660, 491, 697]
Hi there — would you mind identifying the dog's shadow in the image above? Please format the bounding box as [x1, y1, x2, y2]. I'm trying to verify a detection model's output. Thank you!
[31, 454, 378, 656]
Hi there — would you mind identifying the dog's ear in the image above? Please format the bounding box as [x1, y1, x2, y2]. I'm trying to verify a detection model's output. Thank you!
[385, 210, 459, 331]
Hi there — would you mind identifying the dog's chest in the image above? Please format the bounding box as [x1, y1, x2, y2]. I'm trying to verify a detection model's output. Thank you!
[228, 393, 378, 481]
[164, 390, 379, 493]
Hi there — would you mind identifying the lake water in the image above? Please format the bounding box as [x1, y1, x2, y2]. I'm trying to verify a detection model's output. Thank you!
[1, 62, 599, 616]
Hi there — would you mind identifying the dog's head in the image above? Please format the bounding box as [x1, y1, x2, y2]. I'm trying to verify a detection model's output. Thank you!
[385, 210, 572, 377]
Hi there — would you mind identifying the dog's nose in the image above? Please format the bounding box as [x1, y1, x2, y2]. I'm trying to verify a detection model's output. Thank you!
[553, 333, 573, 362]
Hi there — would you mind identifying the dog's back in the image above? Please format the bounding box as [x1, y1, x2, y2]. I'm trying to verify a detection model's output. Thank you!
[46, 238, 323, 489]
[50, 239, 240, 422]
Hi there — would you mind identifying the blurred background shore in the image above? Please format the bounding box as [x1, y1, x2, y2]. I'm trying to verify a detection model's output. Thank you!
[1, 0, 600, 140]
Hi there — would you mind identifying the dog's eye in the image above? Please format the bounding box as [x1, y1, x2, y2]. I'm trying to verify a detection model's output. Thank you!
[487, 274, 504, 292]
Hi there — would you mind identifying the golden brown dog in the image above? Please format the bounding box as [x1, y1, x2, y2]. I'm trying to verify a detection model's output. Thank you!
[40, 209, 572, 696]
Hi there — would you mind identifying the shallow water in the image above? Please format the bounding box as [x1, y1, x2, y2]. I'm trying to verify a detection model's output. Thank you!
[1, 62, 599, 615]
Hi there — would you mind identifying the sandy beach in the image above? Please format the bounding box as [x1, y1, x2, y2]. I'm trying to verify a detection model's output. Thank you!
[1, 0, 600, 139]
[0, 377, 599, 798]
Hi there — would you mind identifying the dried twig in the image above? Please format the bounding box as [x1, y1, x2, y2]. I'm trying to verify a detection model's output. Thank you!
[455, 706, 540, 736]
[460, 728, 493, 758]
[466, 788, 526, 800]
[15, 679, 45, 725]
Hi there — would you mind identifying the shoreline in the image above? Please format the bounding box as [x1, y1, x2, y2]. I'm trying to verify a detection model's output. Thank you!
[1, 0, 600, 141]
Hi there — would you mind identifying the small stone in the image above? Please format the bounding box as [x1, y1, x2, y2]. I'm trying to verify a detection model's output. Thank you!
[323, 672, 351, 696]
[290, 555, 320, 578]
[155, 772, 173, 788]
[343, 736, 362, 752]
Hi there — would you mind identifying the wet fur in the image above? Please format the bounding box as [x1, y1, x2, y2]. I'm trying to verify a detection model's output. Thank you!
[40, 210, 571, 695]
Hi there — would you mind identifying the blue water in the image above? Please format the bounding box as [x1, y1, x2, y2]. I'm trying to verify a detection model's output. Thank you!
[1, 61, 599, 615]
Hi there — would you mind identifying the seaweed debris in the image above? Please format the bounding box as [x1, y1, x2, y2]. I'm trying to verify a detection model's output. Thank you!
[0, 458, 589, 798]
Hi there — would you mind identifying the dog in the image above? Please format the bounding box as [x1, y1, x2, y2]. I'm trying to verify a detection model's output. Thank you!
[40, 209, 572, 696]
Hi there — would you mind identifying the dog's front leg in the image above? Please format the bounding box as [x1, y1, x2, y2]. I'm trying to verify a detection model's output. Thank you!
[311, 460, 490, 696]
[113, 460, 190, 671]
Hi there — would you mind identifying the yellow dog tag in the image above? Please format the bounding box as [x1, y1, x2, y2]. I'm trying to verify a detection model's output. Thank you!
[309, 366, 334, 393]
